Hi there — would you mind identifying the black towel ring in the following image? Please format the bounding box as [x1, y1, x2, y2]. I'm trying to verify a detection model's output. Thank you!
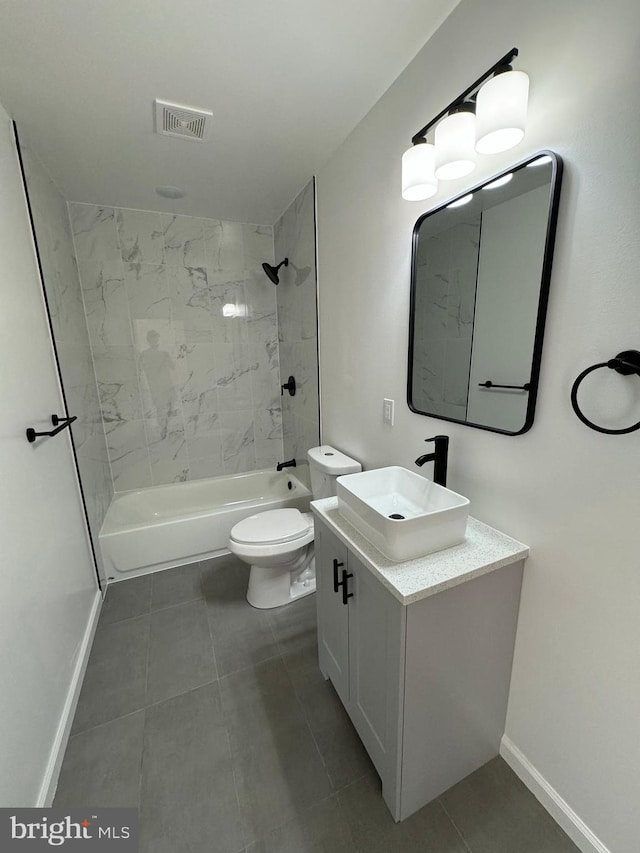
[570, 350, 640, 435]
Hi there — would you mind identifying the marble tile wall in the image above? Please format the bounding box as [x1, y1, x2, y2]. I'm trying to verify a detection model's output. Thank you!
[21, 147, 111, 582]
[69, 203, 283, 490]
[273, 179, 320, 463]
[412, 215, 480, 420]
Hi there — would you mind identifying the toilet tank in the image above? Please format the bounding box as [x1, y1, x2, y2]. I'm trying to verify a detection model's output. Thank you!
[307, 445, 361, 499]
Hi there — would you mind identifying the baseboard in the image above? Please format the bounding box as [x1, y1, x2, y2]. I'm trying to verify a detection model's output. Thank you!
[500, 735, 611, 853]
[37, 589, 103, 806]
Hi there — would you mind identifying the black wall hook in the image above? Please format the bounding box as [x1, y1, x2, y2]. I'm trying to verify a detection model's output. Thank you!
[570, 350, 640, 435]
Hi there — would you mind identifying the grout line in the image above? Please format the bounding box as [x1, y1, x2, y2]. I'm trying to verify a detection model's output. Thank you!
[102, 590, 205, 628]
[335, 785, 359, 850]
[216, 649, 283, 683]
[224, 724, 246, 849]
[67, 706, 146, 740]
[148, 593, 203, 616]
[145, 677, 219, 715]
[97, 609, 151, 630]
[245, 792, 340, 850]
[285, 652, 374, 796]
[200, 563, 221, 683]
[142, 576, 219, 708]
[329, 767, 372, 795]
[145, 577, 153, 615]
[71, 673, 223, 741]
[136, 708, 146, 814]
[436, 796, 474, 853]
[301, 706, 334, 785]
[266, 615, 336, 792]
[142, 612, 152, 712]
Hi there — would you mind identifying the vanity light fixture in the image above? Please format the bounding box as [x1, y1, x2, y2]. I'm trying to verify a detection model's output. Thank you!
[475, 68, 529, 154]
[434, 103, 477, 180]
[402, 48, 528, 199]
[401, 138, 438, 201]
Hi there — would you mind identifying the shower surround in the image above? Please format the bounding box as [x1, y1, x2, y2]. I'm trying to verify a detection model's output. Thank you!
[70, 204, 283, 490]
[274, 180, 320, 459]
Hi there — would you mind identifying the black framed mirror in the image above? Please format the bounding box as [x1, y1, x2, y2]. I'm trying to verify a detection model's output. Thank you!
[407, 151, 563, 435]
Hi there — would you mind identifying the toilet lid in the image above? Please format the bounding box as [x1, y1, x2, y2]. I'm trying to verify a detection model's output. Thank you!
[231, 508, 311, 545]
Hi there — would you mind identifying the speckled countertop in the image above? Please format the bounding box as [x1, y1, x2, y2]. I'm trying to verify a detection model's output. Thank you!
[311, 497, 529, 605]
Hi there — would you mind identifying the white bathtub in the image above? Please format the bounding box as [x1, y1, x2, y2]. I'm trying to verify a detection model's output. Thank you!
[99, 468, 312, 580]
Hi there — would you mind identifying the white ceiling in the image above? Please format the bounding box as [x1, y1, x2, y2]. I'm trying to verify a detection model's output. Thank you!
[0, 0, 460, 224]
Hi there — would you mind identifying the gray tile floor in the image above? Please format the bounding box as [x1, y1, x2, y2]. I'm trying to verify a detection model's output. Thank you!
[55, 557, 579, 853]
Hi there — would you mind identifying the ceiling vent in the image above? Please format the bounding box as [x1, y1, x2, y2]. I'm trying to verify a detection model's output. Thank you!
[154, 99, 212, 142]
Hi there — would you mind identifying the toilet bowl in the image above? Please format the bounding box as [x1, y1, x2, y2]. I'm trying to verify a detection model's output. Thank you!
[228, 446, 361, 609]
[228, 508, 315, 609]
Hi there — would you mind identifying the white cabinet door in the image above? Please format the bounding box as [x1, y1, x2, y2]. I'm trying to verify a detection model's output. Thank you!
[348, 552, 405, 816]
[315, 523, 350, 704]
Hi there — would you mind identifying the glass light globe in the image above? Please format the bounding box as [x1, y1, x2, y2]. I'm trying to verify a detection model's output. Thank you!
[402, 141, 438, 201]
[475, 70, 529, 154]
[434, 111, 477, 180]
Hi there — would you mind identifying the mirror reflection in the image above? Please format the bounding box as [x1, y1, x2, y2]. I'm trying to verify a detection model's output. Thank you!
[408, 151, 562, 434]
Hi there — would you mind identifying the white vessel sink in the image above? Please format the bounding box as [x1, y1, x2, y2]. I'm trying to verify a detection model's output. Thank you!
[336, 466, 470, 562]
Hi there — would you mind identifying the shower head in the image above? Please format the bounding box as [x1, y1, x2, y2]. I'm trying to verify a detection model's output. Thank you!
[262, 257, 288, 285]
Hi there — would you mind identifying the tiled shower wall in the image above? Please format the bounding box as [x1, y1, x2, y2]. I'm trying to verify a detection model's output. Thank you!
[69, 204, 283, 490]
[274, 179, 320, 460]
[21, 147, 111, 580]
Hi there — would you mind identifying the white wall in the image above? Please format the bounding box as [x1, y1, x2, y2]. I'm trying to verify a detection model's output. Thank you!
[316, 1, 640, 851]
[0, 101, 99, 805]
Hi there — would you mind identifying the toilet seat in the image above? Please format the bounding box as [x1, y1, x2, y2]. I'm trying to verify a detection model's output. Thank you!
[231, 508, 311, 546]
[228, 510, 314, 561]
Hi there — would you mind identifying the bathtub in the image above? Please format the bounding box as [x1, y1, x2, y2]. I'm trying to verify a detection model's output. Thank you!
[99, 468, 312, 580]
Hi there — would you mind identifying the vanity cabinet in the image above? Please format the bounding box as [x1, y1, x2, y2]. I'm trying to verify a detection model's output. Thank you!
[316, 524, 405, 807]
[314, 514, 525, 822]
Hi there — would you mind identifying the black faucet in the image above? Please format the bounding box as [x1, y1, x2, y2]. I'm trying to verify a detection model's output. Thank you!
[276, 458, 297, 472]
[415, 435, 449, 487]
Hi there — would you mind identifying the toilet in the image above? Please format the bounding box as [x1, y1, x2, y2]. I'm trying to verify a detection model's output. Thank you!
[228, 445, 361, 609]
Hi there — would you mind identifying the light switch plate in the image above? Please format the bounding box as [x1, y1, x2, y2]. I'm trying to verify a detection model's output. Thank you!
[383, 398, 395, 426]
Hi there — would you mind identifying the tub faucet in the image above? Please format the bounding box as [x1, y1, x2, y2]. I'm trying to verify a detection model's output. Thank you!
[276, 458, 297, 472]
[415, 435, 449, 487]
